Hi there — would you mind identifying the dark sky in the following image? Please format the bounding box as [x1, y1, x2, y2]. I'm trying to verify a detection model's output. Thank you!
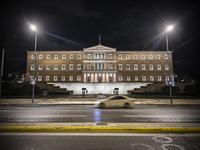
[0, 0, 200, 79]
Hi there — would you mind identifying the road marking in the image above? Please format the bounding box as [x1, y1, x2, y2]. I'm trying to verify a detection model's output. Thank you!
[152, 136, 173, 143]
[130, 143, 155, 150]
[161, 144, 185, 150]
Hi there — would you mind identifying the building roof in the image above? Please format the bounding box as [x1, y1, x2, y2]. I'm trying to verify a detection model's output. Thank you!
[84, 44, 116, 51]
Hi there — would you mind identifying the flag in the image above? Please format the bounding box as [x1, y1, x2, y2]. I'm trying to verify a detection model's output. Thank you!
[172, 74, 175, 87]
[166, 76, 169, 86]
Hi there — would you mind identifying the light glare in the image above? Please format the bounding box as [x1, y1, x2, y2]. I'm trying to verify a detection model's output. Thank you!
[166, 25, 173, 31]
[30, 25, 37, 31]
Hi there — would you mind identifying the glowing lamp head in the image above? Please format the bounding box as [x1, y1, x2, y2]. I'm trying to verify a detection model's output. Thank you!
[166, 25, 173, 32]
[30, 25, 37, 31]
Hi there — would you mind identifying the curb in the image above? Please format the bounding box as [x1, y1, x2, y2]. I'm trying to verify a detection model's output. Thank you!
[1, 126, 200, 133]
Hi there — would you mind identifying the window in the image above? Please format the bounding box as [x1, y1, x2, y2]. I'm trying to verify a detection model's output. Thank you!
[119, 76, 123, 81]
[157, 54, 160, 59]
[39, 54, 43, 59]
[54, 65, 58, 70]
[47, 54, 50, 59]
[70, 64, 73, 70]
[54, 76, 57, 81]
[126, 64, 130, 70]
[46, 76, 50, 81]
[134, 76, 138, 81]
[142, 76, 146, 81]
[102, 53, 105, 59]
[31, 54, 35, 59]
[119, 54, 122, 59]
[119, 64, 122, 70]
[149, 54, 153, 59]
[127, 76, 130, 81]
[70, 54, 73, 59]
[134, 64, 138, 70]
[77, 64, 81, 70]
[99, 53, 101, 59]
[95, 53, 97, 59]
[157, 65, 161, 70]
[88, 54, 91, 59]
[166, 76, 169, 81]
[142, 54, 145, 59]
[78, 54, 81, 59]
[54, 54, 58, 59]
[46, 65, 50, 70]
[38, 65, 42, 70]
[126, 54, 130, 59]
[69, 76, 73, 81]
[95, 63, 97, 69]
[165, 65, 169, 70]
[77, 76, 81, 81]
[109, 54, 112, 59]
[87, 64, 91, 69]
[38, 76, 42, 81]
[165, 54, 168, 59]
[62, 76, 65, 81]
[62, 54, 66, 59]
[150, 76, 154, 81]
[102, 63, 105, 69]
[149, 65, 153, 70]
[158, 76, 162, 81]
[109, 64, 112, 69]
[31, 65, 34, 70]
[62, 65, 66, 70]
[142, 64, 146, 70]
[134, 54, 137, 59]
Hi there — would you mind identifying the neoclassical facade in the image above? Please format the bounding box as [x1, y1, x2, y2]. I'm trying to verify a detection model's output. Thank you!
[26, 44, 173, 83]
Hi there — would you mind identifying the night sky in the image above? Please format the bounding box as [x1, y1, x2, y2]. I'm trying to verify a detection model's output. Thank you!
[1, 0, 200, 80]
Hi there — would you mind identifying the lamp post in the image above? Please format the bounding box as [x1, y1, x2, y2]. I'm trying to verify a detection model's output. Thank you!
[30, 25, 37, 104]
[166, 25, 173, 104]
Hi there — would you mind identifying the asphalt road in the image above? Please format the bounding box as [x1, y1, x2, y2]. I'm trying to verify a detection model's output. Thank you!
[0, 105, 200, 123]
[0, 132, 200, 150]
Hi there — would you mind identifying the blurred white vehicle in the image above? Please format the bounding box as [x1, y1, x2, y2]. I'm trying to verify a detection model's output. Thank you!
[94, 95, 135, 108]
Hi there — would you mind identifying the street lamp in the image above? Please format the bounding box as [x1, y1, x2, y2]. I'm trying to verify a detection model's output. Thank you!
[30, 24, 37, 104]
[165, 25, 174, 103]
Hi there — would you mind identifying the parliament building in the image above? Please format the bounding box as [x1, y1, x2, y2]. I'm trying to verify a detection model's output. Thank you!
[26, 44, 173, 94]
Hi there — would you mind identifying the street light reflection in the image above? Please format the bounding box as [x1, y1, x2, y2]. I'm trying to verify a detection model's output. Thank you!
[94, 109, 101, 123]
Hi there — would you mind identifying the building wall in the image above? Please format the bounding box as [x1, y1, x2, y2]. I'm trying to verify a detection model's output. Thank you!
[26, 44, 173, 84]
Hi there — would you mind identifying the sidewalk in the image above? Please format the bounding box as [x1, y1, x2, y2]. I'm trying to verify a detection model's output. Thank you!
[0, 123, 200, 133]
[1, 98, 200, 105]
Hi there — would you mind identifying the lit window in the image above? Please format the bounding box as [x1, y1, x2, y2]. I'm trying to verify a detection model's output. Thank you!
[158, 76, 162, 81]
[142, 54, 145, 59]
[134, 54, 137, 59]
[77, 76, 81, 81]
[142, 76, 146, 81]
[165, 65, 169, 70]
[149, 65, 153, 70]
[38, 76, 42, 81]
[127, 76, 130, 81]
[54, 76, 57, 81]
[54, 65, 58, 70]
[62, 65, 66, 70]
[39, 54, 43, 59]
[126, 54, 130, 59]
[62, 54, 66, 59]
[149, 54, 153, 59]
[134, 64, 138, 70]
[70, 64, 73, 70]
[119, 76, 123, 81]
[31, 65, 34, 70]
[47, 54, 50, 59]
[69, 76, 73, 81]
[142, 64, 146, 70]
[157, 54, 160, 59]
[119, 64, 122, 70]
[126, 64, 130, 70]
[38, 65, 42, 70]
[46, 76, 50, 81]
[77, 64, 81, 70]
[119, 54, 122, 59]
[157, 65, 161, 70]
[61, 76, 65, 81]
[134, 76, 138, 81]
[150, 76, 154, 81]
[70, 54, 73, 59]
[54, 54, 58, 59]
[46, 65, 50, 70]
